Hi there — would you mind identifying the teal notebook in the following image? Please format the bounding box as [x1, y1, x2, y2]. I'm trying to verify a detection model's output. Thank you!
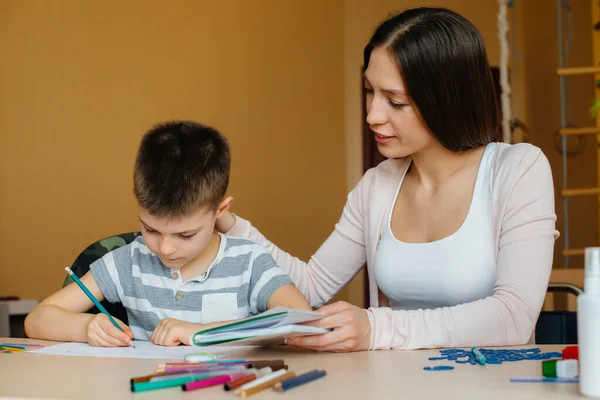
[190, 307, 330, 346]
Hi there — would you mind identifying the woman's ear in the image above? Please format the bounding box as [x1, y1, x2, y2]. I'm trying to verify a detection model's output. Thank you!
[216, 196, 233, 218]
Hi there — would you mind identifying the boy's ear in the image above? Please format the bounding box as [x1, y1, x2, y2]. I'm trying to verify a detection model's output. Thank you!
[216, 196, 233, 218]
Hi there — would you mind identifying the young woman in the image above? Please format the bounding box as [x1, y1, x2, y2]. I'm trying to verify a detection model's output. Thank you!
[217, 7, 559, 352]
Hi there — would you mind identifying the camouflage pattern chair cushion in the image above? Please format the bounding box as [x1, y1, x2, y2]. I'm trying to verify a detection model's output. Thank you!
[62, 232, 140, 325]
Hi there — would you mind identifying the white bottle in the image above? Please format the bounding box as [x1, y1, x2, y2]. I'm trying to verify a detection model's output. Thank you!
[578, 247, 600, 397]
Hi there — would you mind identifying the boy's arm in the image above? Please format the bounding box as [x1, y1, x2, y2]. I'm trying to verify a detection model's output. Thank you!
[24, 271, 132, 344]
[266, 283, 312, 311]
[247, 246, 311, 313]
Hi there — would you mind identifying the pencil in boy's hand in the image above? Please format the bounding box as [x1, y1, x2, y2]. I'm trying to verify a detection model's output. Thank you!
[64, 266, 135, 348]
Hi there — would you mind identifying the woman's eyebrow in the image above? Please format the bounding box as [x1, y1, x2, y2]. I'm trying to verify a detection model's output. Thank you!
[363, 75, 406, 95]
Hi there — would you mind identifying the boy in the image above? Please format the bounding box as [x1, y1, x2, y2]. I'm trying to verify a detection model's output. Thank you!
[25, 121, 311, 347]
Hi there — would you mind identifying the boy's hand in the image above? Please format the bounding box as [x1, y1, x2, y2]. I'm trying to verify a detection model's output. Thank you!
[150, 318, 198, 346]
[87, 314, 134, 347]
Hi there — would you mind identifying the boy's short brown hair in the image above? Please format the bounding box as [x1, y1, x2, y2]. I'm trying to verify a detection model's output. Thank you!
[133, 121, 231, 216]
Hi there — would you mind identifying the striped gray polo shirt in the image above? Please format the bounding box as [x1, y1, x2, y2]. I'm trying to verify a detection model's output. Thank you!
[90, 233, 293, 340]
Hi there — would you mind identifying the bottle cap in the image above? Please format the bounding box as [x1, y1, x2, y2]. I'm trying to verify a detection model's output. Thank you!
[562, 346, 579, 360]
[585, 248, 600, 280]
[585, 248, 600, 295]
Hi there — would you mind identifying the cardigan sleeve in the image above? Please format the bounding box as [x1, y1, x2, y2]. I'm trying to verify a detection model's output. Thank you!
[226, 169, 375, 307]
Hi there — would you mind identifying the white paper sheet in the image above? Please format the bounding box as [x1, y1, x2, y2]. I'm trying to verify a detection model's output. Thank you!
[31, 341, 254, 360]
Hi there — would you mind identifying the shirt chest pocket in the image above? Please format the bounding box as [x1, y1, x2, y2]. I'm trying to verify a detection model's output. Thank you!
[201, 293, 239, 324]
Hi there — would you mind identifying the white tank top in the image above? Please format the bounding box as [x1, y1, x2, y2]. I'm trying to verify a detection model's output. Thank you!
[374, 142, 497, 311]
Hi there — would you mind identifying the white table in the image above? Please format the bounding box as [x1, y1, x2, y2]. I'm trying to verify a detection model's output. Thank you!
[0, 338, 585, 399]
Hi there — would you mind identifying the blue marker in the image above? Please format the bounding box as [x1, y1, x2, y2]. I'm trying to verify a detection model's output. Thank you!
[472, 347, 486, 365]
[424, 366, 455, 371]
[510, 377, 579, 383]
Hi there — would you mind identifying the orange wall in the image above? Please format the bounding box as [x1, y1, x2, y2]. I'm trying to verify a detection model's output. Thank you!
[3, 0, 594, 308]
[0, 0, 346, 300]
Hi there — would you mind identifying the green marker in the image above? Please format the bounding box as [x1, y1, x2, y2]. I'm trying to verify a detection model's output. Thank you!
[131, 374, 213, 392]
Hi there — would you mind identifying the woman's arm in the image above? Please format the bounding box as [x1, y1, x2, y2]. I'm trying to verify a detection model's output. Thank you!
[289, 150, 557, 351]
[365, 150, 557, 349]
[218, 171, 373, 307]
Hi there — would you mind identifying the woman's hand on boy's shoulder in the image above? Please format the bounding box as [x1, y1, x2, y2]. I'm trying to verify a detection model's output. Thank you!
[150, 318, 199, 346]
[215, 209, 236, 233]
[87, 314, 134, 347]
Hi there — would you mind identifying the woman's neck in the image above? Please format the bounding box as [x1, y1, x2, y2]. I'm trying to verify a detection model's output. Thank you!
[408, 143, 486, 189]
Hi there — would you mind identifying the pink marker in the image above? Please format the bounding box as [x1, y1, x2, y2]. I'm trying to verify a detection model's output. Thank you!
[182, 371, 252, 391]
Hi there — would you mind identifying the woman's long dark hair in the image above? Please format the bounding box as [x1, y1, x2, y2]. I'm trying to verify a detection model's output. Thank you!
[364, 8, 501, 151]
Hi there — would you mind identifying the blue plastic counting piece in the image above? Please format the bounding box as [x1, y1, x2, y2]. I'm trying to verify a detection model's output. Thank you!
[428, 347, 561, 369]
[424, 366, 455, 371]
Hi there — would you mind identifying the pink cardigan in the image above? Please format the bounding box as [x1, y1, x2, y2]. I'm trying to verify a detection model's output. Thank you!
[227, 142, 559, 350]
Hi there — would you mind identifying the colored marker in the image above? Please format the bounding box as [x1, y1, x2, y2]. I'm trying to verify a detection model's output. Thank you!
[0, 345, 25, 350]
[182, 371, 251, 391]
[423, 366, 454, 371]
[160, 359, 269, 368]
[274, 369, 327, 392]
[247, 359, 285, 369]
[236, 369, 288, 394]
[132, 375, 212, 392]
[225, 374, 257, 391]
[156, 364, 248, 373]
[0, 346, 23, 353]
[510, 377, 579, 383]
[131, 370, 187, 384]
[150, 365, 247, 381]
[238, 371, 296, 397]
[225, 367, 274, 391]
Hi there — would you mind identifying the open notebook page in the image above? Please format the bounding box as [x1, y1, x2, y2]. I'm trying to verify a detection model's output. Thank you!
[31, 340, 254, 360]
